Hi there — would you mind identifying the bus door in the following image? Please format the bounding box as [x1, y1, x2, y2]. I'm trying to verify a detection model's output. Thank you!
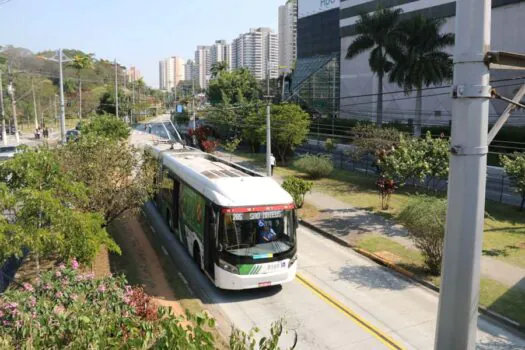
[204, 204, 216, 278]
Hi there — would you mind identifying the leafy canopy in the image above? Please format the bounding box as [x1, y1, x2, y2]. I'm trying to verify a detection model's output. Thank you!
[500, 153, 525, 210]
[59, 136, 157, 225]
[271, 103, 310, 163]
[0, 147, 118, 265]
[207, 68, 261, 105]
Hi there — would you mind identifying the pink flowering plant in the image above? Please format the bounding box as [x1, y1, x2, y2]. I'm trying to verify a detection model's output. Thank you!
[0, 261, 216, 349]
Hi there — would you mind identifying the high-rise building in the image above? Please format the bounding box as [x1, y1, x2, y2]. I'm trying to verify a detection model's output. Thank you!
[195, 45, 212, 89]
[232, 27, 278, 80]
[278, 0, 297, 73]
[127, 66, 142, 83]
[185, 59, 194, 81]
[159, 60, 166, 90]
[159, 56, 185, 91]
[210, 40, 232, 71]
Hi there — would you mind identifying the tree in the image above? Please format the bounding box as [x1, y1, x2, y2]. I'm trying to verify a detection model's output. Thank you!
[59, 136, 157, 225]
[346, 8, 402, 127]
[241, 108, 266, 153]
[207, 68, 261, 105]
[223, 137, 241, 162]
[80, 114, 130, 140]
[350, 123, 402, 159]
[378, 132, 449, 190]
[70, 54, 94, 120]
[389, 15, 454, 136]
[500, 153, 525, 210]
[271, 103, 310, 163]
[210, 61, 228, 79]
[281, 177, 313, 209]
[0, 147, 119, 267]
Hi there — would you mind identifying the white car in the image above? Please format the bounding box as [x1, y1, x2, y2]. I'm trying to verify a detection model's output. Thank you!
[0, 146, 18, 160]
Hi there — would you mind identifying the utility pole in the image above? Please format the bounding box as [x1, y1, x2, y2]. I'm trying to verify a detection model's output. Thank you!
[7, 66, 19, 145]
[79, 78, 82, 120]
[0, 71, 7, 146]
[54, 94, 58, 129]
[332, 58, 337, 137]
[114, 59, 119, 119]
[32, 78, 39, 130]
[435, 1, 492, 349]
[265, 60, 273, 177]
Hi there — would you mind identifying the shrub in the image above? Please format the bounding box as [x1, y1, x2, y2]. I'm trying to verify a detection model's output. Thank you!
[397, 196, 447, 275]
[324, 138, 336, 153]
[282, 177, 313, 208]
[80, 114, 130, 140]
[293, 154, 333, 179]
[350, 123, 402, 159]
[0, 261, 216, 349]
[500, 152, 525, 210]
[201, 140, 218, 153]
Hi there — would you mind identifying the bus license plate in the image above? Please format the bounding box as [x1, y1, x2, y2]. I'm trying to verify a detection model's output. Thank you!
[258, 282, 272, 287]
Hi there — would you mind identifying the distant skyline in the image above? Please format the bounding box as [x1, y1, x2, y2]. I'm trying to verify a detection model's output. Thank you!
[0, 0, 284, 88]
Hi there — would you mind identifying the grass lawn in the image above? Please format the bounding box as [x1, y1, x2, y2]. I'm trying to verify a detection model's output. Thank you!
[357, 236, 525, 325]
[274, 165, 525, 269]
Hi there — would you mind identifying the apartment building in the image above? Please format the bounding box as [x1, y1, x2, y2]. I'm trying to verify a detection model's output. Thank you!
[278, 0, 298, 73]
[232, 27, 279, 80]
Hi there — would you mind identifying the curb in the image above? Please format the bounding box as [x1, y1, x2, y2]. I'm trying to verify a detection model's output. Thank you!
[299, 218, 525, 337]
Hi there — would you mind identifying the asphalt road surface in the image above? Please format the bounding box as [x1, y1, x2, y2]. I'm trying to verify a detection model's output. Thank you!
[143, 202, 525, 350]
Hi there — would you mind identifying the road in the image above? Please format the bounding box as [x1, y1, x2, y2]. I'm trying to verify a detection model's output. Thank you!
[143, 202, 525, 350]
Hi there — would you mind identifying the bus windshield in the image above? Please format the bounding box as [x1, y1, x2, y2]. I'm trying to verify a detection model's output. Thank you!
[219, 210, 295, 257]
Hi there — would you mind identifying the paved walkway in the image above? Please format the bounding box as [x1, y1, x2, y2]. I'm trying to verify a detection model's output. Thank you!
[217, 151, 525, 293]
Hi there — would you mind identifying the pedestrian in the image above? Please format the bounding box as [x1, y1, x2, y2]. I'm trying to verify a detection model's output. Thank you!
[44, 127, 49, 139]
[270, 153, 276, 176]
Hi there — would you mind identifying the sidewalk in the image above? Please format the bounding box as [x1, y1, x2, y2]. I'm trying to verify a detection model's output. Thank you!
[217, 150, 525, 293]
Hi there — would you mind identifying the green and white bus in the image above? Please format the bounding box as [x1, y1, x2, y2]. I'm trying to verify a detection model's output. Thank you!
[148, 143, 298, 290]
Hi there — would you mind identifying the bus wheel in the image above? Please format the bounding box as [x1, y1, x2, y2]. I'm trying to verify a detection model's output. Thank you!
[193, 244, 201, 270]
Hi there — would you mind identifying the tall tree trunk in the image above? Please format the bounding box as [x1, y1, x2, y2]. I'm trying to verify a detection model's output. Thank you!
[78, 77, 82, 120]
[377, 74, 383, 127]
[414, 88, 423, 137]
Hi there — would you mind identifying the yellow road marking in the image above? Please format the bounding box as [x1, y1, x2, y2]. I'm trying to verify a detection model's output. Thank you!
[296, 273, 406, 350]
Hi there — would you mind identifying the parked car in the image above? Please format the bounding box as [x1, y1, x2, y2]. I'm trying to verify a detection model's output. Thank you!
[0, 146, 19, 160]
[66, 129, 80, 142]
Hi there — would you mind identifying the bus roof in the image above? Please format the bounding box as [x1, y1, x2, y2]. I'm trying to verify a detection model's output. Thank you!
[149, 144, 294, 209]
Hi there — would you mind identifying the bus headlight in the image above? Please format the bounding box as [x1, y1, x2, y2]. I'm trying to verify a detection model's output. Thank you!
[289, 255, 298, 266]
[219, 259, 239, 274]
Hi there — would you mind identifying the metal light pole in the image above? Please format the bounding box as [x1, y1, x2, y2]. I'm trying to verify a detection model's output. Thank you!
[265, 61, 273, 177]
[114, 59, 119, 119]
[0, 70, 7, 146]
[435, 1, 492, 349]
[58, 49, 67, 144]
[131, 77, 135, 124]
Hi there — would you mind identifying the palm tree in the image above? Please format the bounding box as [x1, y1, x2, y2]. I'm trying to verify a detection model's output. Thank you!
[70, 54, 94, 120]
[389, 15, 454, 136]
[346, 8, 403, 127]
[210, 61, 228, 79]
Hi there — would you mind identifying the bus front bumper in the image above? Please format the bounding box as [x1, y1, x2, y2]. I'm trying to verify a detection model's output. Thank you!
[214, 262, 297, 290]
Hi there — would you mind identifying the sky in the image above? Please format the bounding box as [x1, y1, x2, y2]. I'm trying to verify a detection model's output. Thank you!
[0, 0, 285, 87]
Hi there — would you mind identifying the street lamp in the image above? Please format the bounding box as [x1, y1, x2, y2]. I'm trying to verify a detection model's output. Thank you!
[37, 49, 71, 144]
[6, 78, 19, 144]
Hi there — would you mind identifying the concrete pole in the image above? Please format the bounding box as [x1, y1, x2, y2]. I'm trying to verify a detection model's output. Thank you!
[79, 78, 82, 120]
[0, 71, 7, 146]
[54, 94, 58, 129]
[434, 1, 492, 349]
[266, 62, 272, 177]
[114, 59, 119, 119]
[58, 48, 66, 144]
[32, 79, 38, 130]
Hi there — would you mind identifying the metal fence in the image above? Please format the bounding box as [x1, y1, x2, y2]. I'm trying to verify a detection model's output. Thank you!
[296, 141, 522, 208]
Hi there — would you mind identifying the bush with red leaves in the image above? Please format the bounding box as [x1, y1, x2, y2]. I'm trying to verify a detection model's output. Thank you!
[376, 176, 396, 210]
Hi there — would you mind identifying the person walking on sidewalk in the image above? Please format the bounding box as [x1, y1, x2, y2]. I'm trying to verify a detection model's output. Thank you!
[270, 154, 276, 176]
